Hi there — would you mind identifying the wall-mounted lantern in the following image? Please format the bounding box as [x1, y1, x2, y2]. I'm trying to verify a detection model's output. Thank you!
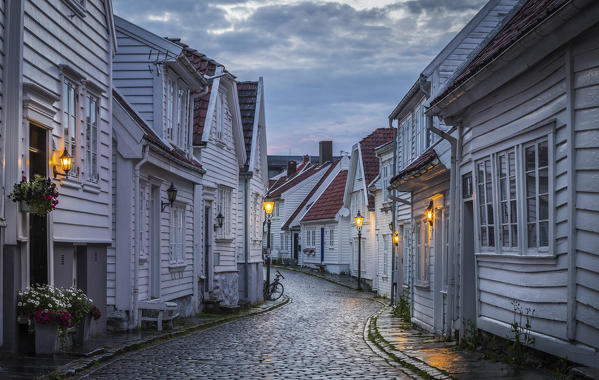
[426, 200, 434, 226]
[216, 212, 224, 229]
[53, 148, 72, 178]
[161, 182, 178, 211]
[393, 231, 400, 246]
[388, 222, 394, 231]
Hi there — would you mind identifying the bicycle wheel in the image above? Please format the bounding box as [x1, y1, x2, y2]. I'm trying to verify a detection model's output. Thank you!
[268, 282, 284, 301]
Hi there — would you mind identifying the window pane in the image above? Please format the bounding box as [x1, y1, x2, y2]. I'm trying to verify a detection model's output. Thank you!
[487, 204, 494, 225]
[499, 155, 507, 177]
[510, 200, 517, 223]
[479, 206, 486, 224]
[488, 226, 495, 246]
[478, 184, 485, 203]
[481, 227, 487, 246]
[502, 226, 509, 247]
[526, 172, 536, 197]
[538, 141, 548, 168]
[527, 198, 536, 222]
[508, 151, 516, 175]
[486, 182, 493, 203]
[528, 223, 536, 248]
[539, 169, 548, 194]
[485, 160, 492, 180]
[539, 195, 548, 220]
[510, 178, 517, 199]
[501, 202, 508, 222]
[511, 225, 518, 247]
[539, 222, 548, 247]
[477, 163, 485, 183]
[525, 146, 536, 171]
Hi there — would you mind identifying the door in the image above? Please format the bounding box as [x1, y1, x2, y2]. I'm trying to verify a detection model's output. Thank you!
[320, 228, 325, 264]
[433, 208, 444, 334]
[293, 233, 299, 261]
[150, 186, 160, 298]
[204, 205, 211, 292]
[29, 125, 48, 285]
[461, 200, 476, 338]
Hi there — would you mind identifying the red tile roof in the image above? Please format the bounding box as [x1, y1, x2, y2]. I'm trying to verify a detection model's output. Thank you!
[113, 89, 204, 172]
[389, 148, 437, 187]
[268, 163, 326, 198]
[302, 170, 348, 222]
[431, 0, 568, 107]
[282, 161, 339, 230]
[359, 128, 394, 207]
[237, 81, 258, 165]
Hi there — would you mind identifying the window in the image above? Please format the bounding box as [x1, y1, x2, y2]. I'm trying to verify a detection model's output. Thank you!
[275, 202, 280, 217]
[402, 225, 409, 285]
[217, 186, 232, 238]
[474, 135, 551, 255]
[311, 230, 316, 247]
[169, 205, 185, 263]
[305, 230, 310, 247]
[166, 75, 190, 149]
[63, 79, 77, 163]
[85, 94, 99, 181]
[476, 158, 495, 249]
[329, 228, 335, 247]
[415, 222, 428, 282]
[176, 88, 189, 147]
[383, 235, 389, 275]
[280, 233, 285, 250]
[525, 140, 549, 249]
[216, 92, 223, 139]
[166, 79, 174, 140]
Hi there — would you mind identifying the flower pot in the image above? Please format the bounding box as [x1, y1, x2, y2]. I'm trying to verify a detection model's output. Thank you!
[34, 322, 58, 355]
[74, 314, 91, 346]
[19, 201, 31, 213]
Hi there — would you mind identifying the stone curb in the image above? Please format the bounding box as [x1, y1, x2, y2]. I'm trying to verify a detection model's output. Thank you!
[367, 305, 453, 380]
[273, 265, 375, 293]
[48, 295, 291, 379]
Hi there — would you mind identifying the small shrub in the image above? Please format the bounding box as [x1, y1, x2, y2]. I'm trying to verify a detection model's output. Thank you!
[391, 296, 411, 323]
[507, 300, 535, 365]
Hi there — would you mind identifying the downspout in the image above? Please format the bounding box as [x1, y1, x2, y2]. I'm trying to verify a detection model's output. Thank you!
[427, 116, 458, 338]
[389, 117, 398, 304]
[244, 174, 250, 300]
[132, 144, 149, 328]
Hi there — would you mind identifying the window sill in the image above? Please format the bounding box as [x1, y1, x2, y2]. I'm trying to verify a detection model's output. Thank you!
[215, 237, 234, 243]
[82, 182, 101, 194]
[475, 252, 557, 264]
[168, 262, 186, 272]
[60, 177, 82, 190]
[414, 280, 430, 289]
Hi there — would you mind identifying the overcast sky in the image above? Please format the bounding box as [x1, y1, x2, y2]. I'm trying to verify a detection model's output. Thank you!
[113, 0, 486, 156]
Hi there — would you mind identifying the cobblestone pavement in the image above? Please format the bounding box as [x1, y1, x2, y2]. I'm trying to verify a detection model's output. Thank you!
[80, 270, 410, 379]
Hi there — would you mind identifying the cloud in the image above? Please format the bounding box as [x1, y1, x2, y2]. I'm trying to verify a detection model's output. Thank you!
[113, 0, 486, 155]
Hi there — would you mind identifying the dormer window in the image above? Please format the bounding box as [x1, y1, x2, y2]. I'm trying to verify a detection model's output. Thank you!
[165, 74, 190, 149]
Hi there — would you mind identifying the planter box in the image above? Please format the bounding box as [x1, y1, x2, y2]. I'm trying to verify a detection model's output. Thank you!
[73, 314, 91, 346]
[34, 322, 58, 355]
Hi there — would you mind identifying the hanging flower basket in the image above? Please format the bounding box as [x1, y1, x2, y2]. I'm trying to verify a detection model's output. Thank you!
[9, 173, 59, 216]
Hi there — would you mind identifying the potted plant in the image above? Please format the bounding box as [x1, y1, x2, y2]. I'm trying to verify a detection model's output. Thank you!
[17, 285, 72, 355]
[64, 288, 101, 346]
[8, 172, 59, 216]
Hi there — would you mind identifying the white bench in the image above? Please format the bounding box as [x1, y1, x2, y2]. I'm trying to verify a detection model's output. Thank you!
[138, 300, 179, 331]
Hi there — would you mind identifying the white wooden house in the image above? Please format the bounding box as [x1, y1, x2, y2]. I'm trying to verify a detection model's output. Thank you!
[236, 79, 268, 305]
[184, 47, 247, 308]
[387, 0, 519, 335]
[427, 0, 599, 367]
[344, 129, 394, 289]
[267, 159, 335, 262]
[1, 0, 116, 350]
[370, 141, 395, 298]
[110, 18, 206, 328]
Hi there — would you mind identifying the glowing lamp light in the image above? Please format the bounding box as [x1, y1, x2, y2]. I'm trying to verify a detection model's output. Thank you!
[426, 201, 434, 226]
[263, 200, 275, 215]
[354, 210, 364, 231]
[393, 231, 400, 245]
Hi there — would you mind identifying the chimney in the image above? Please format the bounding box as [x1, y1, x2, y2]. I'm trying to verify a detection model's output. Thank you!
[303, 155, 310, 163]
[287, 160, 297, 177]
[319, 141, 333, 163]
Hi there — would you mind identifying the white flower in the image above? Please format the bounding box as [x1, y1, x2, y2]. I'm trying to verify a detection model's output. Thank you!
[48, 304, 52, 308]
[17, 302, 22, 307]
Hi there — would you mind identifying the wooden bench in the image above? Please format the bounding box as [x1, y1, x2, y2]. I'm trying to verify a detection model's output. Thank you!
[138, 300, 179, 331]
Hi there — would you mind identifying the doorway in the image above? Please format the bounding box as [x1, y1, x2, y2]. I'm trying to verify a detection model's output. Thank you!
[461, 200, 476, 338]
[320, 228, 325, 264]
[204, 205, 211, 292]
[150, 186, 160, 298]
[433, 208, 444, 334]
[29, 124, 48, 285]
[293, 233, 299, 261]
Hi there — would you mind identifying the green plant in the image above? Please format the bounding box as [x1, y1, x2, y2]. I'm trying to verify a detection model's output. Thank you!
[63, 287, 94, 325]
[8, 173, 59, 215]
[460, 319, 480, 350]
[391, 296, 411, 323]
[507, 300, 535, 365]
[552, 357, 573, 379]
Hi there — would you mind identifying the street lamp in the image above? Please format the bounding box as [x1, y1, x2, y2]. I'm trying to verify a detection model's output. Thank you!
[391, 230, 400, 305]
[354, 210, 364, 291]
[263, 197, 275, 296]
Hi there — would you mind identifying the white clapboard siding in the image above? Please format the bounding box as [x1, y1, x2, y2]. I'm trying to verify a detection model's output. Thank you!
[572, 26, 599, 349]
[0, 0, 4, 158]
[22, 0, 112, 243]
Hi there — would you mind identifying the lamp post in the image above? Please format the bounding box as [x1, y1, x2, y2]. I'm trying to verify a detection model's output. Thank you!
[354, 210, 364, 291]
[392, 230, 400, 305]
[263, 198, 275, 295]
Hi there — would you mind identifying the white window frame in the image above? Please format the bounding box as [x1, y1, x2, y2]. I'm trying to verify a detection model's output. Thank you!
[472, 127, 554, 257]
[85, 92, 99, 182]
[169, 204, 185, 264]
[63, 78, 79, 174]
[414, 220, 429, 284]
[216, 91, 223, 140]
[329, 228, 335, 248]
[383, 235, 389, 276]
[401, 224, 410, 285]
[217, 185, 233, 239]
[165, 73, 190, 150]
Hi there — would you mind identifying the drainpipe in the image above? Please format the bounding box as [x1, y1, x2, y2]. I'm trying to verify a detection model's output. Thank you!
[243, 174, 250, 300]
[427, 116, 458, 338]
[132, 144, 149, 328]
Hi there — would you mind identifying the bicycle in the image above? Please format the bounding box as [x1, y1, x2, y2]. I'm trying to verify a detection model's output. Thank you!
[264, 270, 285, 301]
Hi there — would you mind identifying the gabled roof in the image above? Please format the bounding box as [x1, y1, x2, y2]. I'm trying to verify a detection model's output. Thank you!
[359, 128, 394, 207]
[302, 170, 348, 222]
[113, 89, 204, 172]
[268, 163, 327, 198]
[282, 160, 339, 230]
[431, 0, 568, 107]
[237, 81, 258, 164]
[389, 148, 437, 188]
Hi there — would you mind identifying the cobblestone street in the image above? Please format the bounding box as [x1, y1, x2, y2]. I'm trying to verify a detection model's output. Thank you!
[80, 270, 409, 379]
